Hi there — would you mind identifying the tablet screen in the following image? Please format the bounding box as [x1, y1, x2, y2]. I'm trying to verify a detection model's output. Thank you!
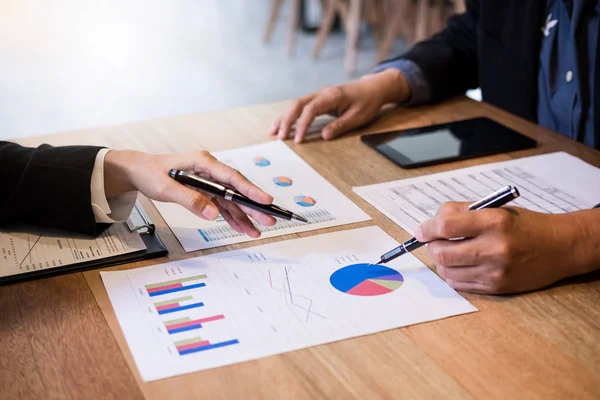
[361, 118, 536, 168]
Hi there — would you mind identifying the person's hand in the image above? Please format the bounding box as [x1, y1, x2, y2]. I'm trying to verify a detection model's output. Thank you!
[269, 69, 411, 143]
[414, 202, 600, 294]
[103, 150, 276, 238]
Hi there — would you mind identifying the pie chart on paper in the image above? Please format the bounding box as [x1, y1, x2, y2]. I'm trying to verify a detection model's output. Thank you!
[330, 263, 403, 296]
[253, 156, 271, 167]
[273, 176, 293, 187]
[294, 195, 316, 207]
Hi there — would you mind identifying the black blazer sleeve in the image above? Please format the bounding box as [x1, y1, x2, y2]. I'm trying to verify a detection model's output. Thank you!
[0, 141, 108, 235]
[386, 0, 480, 103]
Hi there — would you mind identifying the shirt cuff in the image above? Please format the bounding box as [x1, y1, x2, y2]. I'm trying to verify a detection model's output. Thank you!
[91, 149, 138, 223]
[371, 59, 431, 106]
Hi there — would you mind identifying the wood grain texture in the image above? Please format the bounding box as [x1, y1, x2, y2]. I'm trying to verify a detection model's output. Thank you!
[5, 96, 600, 399]
[0, 274, 144, 400]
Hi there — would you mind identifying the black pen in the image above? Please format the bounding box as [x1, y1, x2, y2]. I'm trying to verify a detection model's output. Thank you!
[373, 185, 520, 265]
[169, 169, 309, 223]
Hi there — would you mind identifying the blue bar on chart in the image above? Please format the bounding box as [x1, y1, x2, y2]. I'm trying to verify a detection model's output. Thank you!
[175, 337, 240, 356]
[145, 274, 207, 297]
[154, 296, 204, 315]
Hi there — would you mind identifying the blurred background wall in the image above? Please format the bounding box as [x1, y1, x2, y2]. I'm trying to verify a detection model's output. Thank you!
[0, 0, 463, 140]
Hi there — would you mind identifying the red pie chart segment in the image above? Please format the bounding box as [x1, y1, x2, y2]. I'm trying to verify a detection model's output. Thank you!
[347, 280, 393, 296]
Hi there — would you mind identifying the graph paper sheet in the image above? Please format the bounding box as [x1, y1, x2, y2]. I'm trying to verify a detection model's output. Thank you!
[354, 152, 600, 235]
[101, 227, 476, 381]
[152, 141, 370, 252]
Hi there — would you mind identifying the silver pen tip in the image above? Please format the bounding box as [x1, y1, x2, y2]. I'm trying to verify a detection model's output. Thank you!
[292, 214, 308, 223]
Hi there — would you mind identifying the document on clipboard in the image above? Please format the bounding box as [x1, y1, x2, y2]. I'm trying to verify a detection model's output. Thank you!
[0, 201, 168, 284]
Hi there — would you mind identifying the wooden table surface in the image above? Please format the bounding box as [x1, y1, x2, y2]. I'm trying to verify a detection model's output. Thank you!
[2, 97, 599, 399]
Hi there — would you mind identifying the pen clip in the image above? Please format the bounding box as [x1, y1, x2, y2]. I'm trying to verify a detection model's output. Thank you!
[467, 185, 512, 210]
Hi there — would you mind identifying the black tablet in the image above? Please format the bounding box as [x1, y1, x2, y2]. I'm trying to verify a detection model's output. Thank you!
[361, 117, 537, 168]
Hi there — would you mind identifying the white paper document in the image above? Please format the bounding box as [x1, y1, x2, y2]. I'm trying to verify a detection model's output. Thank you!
[0, 223, 146, 278]
[354, 152, 600, 235]
[153, 141, 370, 251]
[101, 226, 476, 381]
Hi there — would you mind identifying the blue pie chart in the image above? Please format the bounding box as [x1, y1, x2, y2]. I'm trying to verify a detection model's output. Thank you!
[254, 156, 270, 167]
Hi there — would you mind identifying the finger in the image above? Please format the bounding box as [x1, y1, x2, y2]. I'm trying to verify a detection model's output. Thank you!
[190, 152, 273, 204]
[278, 96, 313, 140]
[163, 180, 219, 220]
[213, 200, 244, 234]
[321, 106, 364, 140]
[268, 117, 281, 136]
[415, 209, 493, 242]
[436, 264, 487, 283]
[294, 88, 343, 143]
[294, 100, 328, 144]
[444, 279, 491, 294]
[427, 239, 485, 267]
[215, 197, 261, 238]
[237, 204, 277, 226]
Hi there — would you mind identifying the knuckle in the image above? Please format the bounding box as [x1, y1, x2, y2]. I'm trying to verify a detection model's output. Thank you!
[290, 100, 303, 112]
[491, 210, 513, 231]
[188, 193, 207, 211]
[493, 240, 513, 264]
[436, 217, 455, 238]
[437, 202, 455, 216]
[197, 149, 211, 159]
[303, 103, 315, 115]
[429, 244, 448, 266]
[323, 85, 343, 100]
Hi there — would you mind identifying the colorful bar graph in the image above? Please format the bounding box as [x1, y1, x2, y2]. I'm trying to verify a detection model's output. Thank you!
[174, 336, 239, 356]
[145, 275, 207, 297]
[153, 297, 204, 315]
[163, 314, 225, 334]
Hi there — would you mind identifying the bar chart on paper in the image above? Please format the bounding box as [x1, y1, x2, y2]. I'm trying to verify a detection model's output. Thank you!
[113, 268, 241, 368]
[152, 141, 370, 251]
[101, 227, 477, 381]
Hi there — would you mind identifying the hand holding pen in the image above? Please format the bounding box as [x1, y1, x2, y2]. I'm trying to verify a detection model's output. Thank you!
[374, 186, 520, 264]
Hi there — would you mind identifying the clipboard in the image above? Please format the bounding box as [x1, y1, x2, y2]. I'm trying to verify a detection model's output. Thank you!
[0, 202, 168, 285]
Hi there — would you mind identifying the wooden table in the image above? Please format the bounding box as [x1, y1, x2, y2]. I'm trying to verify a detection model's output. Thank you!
[2, 97, 599, 399]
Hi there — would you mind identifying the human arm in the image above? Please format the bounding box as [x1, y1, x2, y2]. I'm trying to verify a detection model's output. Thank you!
[0, 142, 276, 237]
[0, 141, 106, 234]
[414, 202, 600, 294]
[270, 0, 481, 143]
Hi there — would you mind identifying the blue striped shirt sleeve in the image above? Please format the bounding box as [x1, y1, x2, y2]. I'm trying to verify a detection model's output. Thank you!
[371, 59, 432, 106]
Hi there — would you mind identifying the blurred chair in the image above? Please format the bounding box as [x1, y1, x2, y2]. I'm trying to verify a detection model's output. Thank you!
[264, 0, 465, 74]
[313, 0, 388, 74]
[264, 0, 303, 56]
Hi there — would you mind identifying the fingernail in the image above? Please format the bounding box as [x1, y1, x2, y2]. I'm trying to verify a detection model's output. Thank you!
[202, 205, 218, 220]
[278, 128, 284, 137]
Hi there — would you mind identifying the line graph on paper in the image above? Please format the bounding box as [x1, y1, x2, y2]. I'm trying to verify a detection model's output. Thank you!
[267, 265, 326, 323]
[0, 223, 145, 278]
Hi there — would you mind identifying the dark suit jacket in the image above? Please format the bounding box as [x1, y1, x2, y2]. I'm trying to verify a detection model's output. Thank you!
[0, 141, 106, 235]
[393, 0, 600, 149]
